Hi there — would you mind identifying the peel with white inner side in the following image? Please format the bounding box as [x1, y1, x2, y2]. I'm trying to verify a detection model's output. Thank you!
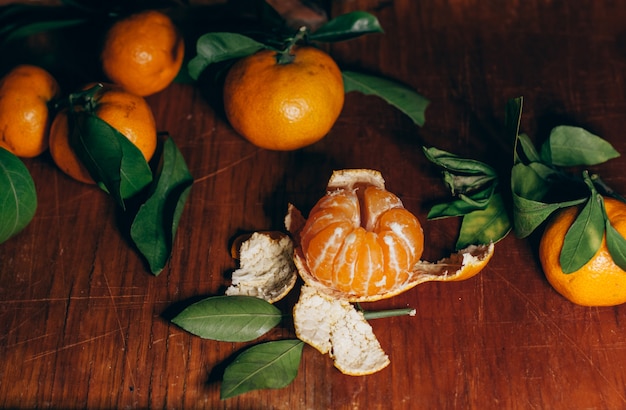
[226, 231, 297, 303]
[293, 284, 390, 376]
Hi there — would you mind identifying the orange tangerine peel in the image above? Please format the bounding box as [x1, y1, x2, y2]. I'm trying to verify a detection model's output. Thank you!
[226, 231, 297, 303]
[286, 169, 494, 302]
[288, 169, 426, 302]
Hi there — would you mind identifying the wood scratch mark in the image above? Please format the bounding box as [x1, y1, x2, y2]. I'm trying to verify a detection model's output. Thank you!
[25, 329, 119, 362]
[193, 149, 259, 184]
[493, 269, 626, 403]
[103, 271, 136, 390]
[1, 295, 147, 304]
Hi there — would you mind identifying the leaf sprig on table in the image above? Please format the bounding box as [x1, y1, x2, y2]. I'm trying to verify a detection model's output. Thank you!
[508, 97, 626, 272]
[171, 294, 415, 399]
[60, 83, 193, 275]
[422, 146, 511, 249]
[425, 96, 626, 272]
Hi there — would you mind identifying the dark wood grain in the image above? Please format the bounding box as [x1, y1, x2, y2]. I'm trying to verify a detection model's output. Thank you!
[2, 0, 626, 408]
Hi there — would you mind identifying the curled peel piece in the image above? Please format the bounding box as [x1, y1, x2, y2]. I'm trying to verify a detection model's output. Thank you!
[293, 285, 390, 376]
[226, 232, 297, 303]
[412, 242, 495, 283]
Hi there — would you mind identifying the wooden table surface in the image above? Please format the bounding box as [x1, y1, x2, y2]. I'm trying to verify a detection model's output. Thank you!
[3, 0, 626, 408]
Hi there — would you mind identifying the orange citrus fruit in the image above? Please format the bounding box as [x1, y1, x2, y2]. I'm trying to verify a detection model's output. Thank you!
[540, 197, 626, 306]
[49, 83, 157, 184]
[0, 64, 61, 157]
[223, 46, 344, 151]
[287, 169, 494, 302]
[101, 9, 184, 97]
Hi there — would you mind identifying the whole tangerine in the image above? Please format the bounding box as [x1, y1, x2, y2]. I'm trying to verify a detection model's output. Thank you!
[0, 65, 61, 158]
[49, 83, 157, 184]
[101, 9, 184, 97]
[223, 46, 344, 151]
[540, 196, 626, 306]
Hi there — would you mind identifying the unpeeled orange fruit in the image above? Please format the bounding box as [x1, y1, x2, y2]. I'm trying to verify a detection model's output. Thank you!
[540, 197, 626, 306]
[49, 83, 157, 184]
[101, 10, 184, 97]
[223, 46, 344, 151]
[0, 64, 60, 158]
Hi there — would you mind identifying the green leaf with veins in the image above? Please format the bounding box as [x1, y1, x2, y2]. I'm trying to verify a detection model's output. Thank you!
[511, 162, 550, 201]
[309, 11, 384, 42]
[540, 125, 620, 166]
[188, 33, 266, 80]
[456, 193, 511, 249]
[171, 295, 283, 342]
[605, 215, 626, 272]
[423, 146, 497, 177]
[220, 339, 304, 399]
[512, 193, 585, 238]
[560, 174, 604, 273]
[428, 184, 496, 219]
[515, 133, 542, 164]
[130, 137, 193, 275]
[343, 71, 429, 126]
[0, 148, 37, 244]
[506, 97, 523, 157]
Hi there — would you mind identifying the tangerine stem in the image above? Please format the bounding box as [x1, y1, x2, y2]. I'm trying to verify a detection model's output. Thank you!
[591, 173, 626, 203]
[362, 307, 416, 320]
[276, 26, 308, 65]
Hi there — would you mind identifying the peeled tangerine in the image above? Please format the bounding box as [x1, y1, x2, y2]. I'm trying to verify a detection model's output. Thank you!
[287, 169, 494, 376]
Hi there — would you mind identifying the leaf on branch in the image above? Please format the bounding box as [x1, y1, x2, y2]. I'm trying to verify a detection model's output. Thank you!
[343, 71, 429, 126]
[540, 125, 620, 167]
[69, 110, 152, 209]
[309, 11, 383, 42]
[560, 177, 604, 273]
[456, 193, 511, 249]
[188, 33, 266, 80]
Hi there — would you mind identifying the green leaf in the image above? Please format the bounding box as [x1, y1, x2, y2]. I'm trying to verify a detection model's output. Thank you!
[171, 295, 283, 342]
[560, 192, 604, 274]
[427, 185, 496, 219]
[423, 147, 497, 177]
[540, 125, 620, 166]
[130, 138, 193, 275]
[69, 111, 153, 209]
[343, 71, 429, 126]
[1, 18, 87, 43]
[221, 339, 304, 399]
[515, 133, 542, 164]
[506, 97, 524, 163]
[511, 162, 551, 201]
[605, 217, 626, 272]
[188, 33, 266, 80]
[0, 148, 37, 244]
[512, 193, 585, 238]
[309, 11, 383, 42]
[456, 193, 511, 249]
[442, 170, 497, 195]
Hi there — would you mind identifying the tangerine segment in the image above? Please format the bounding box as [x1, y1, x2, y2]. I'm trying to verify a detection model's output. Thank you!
[299, 181, 424, 299]
[360, 185, 403, 231]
